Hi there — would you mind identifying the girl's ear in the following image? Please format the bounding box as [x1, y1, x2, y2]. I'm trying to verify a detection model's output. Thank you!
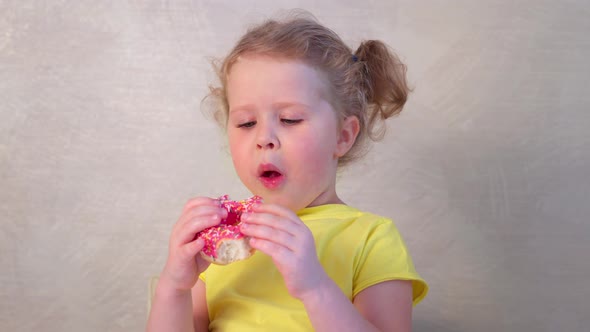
[335, 115, 360, 158]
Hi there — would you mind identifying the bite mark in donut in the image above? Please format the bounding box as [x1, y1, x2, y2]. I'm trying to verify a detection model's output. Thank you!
[197, 195, 262, 265]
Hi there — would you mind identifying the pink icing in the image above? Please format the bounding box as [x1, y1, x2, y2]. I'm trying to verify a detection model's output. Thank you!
[198, 195, 263, 258]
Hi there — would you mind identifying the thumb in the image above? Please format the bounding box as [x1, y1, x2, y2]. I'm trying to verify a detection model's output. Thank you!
[183, 237, 206, 259]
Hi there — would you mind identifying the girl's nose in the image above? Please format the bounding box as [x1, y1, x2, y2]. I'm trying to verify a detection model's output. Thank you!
[256, 124, 280, 150]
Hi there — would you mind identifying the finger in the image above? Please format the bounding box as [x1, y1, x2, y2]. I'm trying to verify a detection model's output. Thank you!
[181, 196, 221, 214]
[176, 213, 223, 245]
[181, 237, 206, 260]
[240, 222, 296, 251]
[178, 205, 227, 228]
[249, 237, 293, 261]
[195, 253, 212, 270]
[241, 211, 298, 236]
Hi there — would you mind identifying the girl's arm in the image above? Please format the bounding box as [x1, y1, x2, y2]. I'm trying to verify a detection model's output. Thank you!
[240, 204, 413, 332]
[146, 273, 210, 332]
[191, 279, 210, 331]
[354, 280, 413, 330]
[146, 278, 195, 332]
[146, 197, 225, 332]
[302, 279, 413, 332]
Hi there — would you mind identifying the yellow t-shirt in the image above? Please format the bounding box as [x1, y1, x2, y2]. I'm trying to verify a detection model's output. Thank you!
[200, 204, 428, 331]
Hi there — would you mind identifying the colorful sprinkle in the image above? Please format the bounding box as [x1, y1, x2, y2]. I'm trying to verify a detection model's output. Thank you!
[197, 195, 263, 258]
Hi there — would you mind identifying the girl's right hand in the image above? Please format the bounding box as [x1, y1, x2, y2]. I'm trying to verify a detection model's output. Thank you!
[158, 197, 227, 292]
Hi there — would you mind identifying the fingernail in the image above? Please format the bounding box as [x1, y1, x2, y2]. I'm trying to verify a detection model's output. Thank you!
[241, 212, 250, 221]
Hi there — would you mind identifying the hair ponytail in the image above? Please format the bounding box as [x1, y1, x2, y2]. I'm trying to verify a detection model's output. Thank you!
[354, 40, 411, 141]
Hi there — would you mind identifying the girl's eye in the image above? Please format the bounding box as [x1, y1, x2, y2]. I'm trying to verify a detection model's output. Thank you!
[281, 119, 302, 125]
[237, 121, 256, 128]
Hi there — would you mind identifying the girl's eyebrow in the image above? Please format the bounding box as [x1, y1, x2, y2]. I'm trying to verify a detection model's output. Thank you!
[272, 102, 311, 111]
[230, 102, 312, 113]
[229, 105, 254, 113]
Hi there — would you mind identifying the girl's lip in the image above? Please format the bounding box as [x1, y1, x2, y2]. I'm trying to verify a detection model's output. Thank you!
[257, 163, 285, 189]
[259, 173, 285, 189]
[257, 163, 282, 175]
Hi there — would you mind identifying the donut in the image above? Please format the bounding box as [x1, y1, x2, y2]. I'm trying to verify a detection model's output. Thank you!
[197, 195, 262, 265]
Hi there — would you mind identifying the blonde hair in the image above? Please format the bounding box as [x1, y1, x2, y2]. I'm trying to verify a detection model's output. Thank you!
[205, 12, 411, 166]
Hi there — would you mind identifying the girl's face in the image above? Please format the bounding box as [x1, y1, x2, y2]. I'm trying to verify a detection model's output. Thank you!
[226, 56, 346, 212]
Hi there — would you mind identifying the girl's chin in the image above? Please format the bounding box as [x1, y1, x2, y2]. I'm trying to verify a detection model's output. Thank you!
[248, 193, 302, 211]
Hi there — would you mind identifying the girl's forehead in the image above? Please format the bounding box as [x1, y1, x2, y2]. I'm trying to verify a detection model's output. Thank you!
[227, 56, 332, 98]
[230, 55, 326, 81]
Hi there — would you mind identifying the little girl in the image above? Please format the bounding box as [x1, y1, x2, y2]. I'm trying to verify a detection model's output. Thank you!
[147, 13, 428, 332]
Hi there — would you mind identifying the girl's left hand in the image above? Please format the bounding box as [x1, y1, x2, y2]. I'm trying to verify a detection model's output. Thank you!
[240, 203, 328, 300]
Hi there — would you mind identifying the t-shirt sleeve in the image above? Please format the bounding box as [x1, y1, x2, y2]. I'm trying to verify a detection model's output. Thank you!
[352, 219, 428, 306]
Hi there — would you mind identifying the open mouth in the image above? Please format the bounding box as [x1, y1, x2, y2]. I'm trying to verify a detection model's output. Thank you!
[261, 170, 282, 178]
[258, 164, 284, 188]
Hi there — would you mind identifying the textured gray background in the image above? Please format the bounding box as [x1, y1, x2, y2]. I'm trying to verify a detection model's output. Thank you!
[1, 1, 589, 331]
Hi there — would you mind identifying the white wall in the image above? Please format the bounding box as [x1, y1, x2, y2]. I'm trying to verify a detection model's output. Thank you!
[1, 1, 588, 331]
